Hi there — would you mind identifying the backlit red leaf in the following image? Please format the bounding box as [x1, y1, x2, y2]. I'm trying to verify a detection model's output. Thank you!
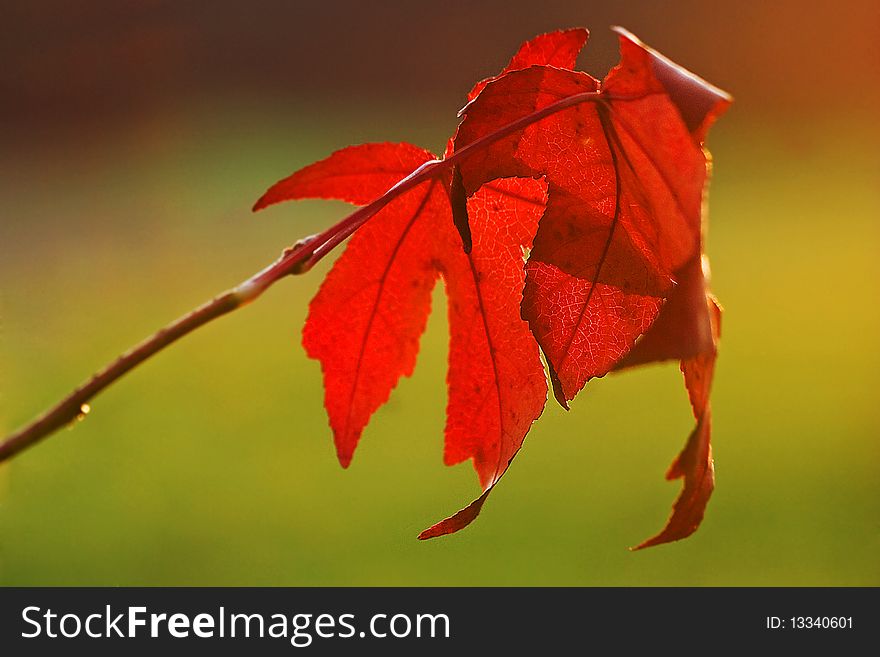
[453, 30, 717, 407]
[255, 26, 730, 547]
[259, 141, 549, 532]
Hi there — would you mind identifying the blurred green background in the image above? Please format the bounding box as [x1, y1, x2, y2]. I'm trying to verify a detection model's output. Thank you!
[1, 1, 878, 585]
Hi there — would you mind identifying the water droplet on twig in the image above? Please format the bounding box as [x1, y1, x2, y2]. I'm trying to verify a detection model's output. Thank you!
[69, 403, 91, 428]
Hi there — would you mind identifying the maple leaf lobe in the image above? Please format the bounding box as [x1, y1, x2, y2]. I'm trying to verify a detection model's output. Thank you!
[252, 142, 434, 211]
[610, 27, 732, 141]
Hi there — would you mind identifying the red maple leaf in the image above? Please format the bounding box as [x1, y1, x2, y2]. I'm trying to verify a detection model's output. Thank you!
[254, 27, 730, 547]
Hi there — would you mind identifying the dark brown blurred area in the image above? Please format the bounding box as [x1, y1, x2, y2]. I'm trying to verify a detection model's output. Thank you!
[3, 0, 878, 149]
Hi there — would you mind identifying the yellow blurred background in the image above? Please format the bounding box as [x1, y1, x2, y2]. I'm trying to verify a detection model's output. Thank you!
[1, 0, 878, 585]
